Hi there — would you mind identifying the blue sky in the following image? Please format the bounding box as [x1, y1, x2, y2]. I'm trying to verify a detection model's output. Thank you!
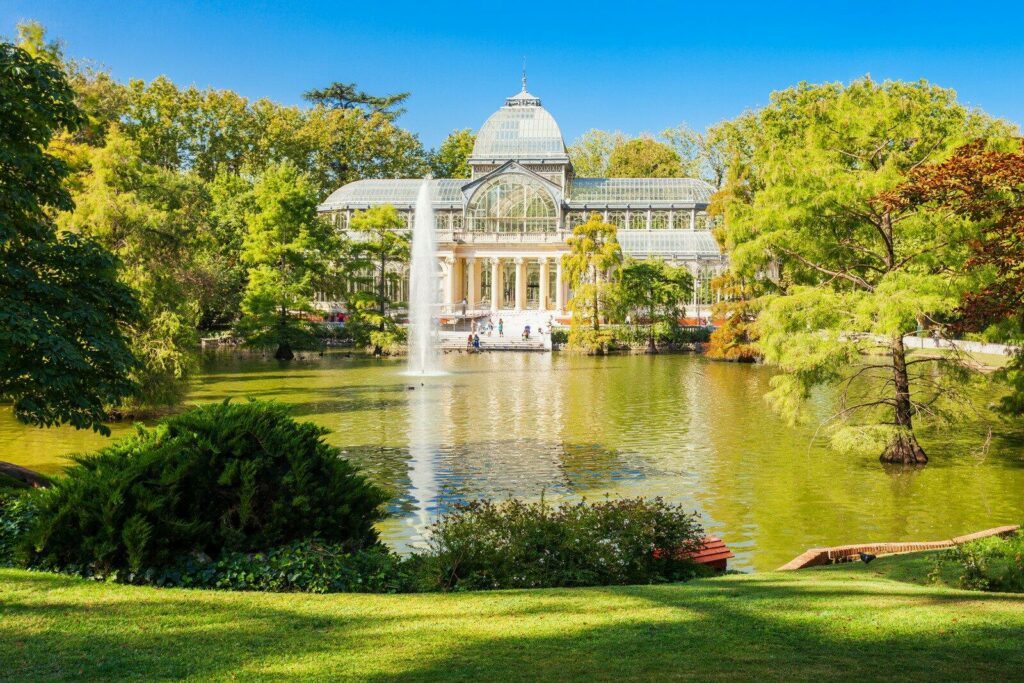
[4, 1, 1023, 148]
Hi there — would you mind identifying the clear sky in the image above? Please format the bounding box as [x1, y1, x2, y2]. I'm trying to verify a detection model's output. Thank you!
[4, 1, 1023, 148]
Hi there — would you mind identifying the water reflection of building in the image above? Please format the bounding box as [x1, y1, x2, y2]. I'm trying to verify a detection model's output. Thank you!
[318, 80, 727, 319]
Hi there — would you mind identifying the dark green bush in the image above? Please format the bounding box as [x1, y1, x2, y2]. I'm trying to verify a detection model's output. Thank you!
[933, 532, 1024, 592]
[140, 540, 414, 593]
[415, 497, 707, 591]
[25, 400, 388, 574]
[606, 323, 712, 348]
[550, 328, 569, 345]
[0, 492, 36, 567]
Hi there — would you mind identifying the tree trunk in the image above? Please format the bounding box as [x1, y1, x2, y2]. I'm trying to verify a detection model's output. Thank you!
[646, 302, 658, 354]
[0, 461, 51, 488]
[880, 335, 927, 465]
[379, 252, 387, 324]
[276, 304, 293, 361]
[646, 331, 658, 354]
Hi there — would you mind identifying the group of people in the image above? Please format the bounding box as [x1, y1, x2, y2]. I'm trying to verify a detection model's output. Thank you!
[463, 315, 558, 348]
[465, 316, 504, 351]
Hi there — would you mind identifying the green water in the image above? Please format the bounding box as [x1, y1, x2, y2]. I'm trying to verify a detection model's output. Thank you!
[3, 351, 1023, 571]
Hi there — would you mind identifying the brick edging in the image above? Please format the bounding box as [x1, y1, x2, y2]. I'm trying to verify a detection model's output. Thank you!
[777, 525, 1020, 571]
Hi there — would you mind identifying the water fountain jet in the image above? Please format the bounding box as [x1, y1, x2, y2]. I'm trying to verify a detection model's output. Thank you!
[406, 179, 443, 376]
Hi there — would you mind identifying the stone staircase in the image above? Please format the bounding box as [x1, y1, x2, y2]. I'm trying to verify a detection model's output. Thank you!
[438, 331, 549, 352]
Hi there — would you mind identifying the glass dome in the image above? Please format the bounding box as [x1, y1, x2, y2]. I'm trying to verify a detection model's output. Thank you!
[470, 89, 567, 160]
[466, 173, 559, 233]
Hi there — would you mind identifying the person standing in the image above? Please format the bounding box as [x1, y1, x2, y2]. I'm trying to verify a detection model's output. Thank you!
[498, 318, 504, 337]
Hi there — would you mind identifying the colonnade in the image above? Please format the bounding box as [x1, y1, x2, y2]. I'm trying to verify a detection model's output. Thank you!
[441, 255, 566, 314]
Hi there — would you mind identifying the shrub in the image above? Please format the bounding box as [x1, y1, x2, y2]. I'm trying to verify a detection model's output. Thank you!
[24, 400, 388, 574]
[550, 328, 569, 345]
[141, 540, 414, 593]
[0, 492, 36, 567]
[415, 497, 707, 591]
[933, 532, 1024, 592]
[602, 323, 711, 349]
[705, 309, 761, 362]
[567, 326, 617, 355]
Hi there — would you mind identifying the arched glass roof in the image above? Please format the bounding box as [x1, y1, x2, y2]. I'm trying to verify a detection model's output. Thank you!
[319, 179, 465, 210]
[568, 178, 715, 205]
[617, 230, 723, 259]
[470, 89, 567, 160]
[466, 173, 559, 233]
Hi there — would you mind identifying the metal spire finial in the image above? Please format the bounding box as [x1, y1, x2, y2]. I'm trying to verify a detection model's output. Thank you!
[522, 57, 527, 92]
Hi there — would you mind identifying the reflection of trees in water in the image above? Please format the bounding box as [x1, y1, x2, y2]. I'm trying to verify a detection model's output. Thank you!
[247, 352, 1024, 568]
[384, 439, 642, 519]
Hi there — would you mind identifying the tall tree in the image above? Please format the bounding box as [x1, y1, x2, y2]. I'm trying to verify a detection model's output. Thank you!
[236, 161, 336, 360]
[192, 170, 255, 330]
[0, 40, 138, 433]
[704, 273, 762, 362]
[303, 81, 410, 121]
[607, 137, 683, 178]
[718, 77, 1016, 465]
[303, 106, 429, 194]
[618, 259, 693, 352]
[563, 213, 623, 337]
[429, 129, 475, 178]
[60, 128, 206, 411]
[568, 129, 629, 177]
[343, 205, 409, 355]
[882, 139, 1024, 416]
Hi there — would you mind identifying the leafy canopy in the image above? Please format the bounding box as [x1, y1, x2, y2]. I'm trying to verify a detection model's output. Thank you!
[429, 129, 475, 179]
[606, 137, 683, 178]
[235, 161, 337, 357]
[303, 81, 410, 121]
[59, 127, 205, 410]
[883, 140, 1024, 416]
[717, 77, 1016, 462]
[344, 205, 410, 354]
[564, 213, 622, 349]
[618, 259, 693, 350]
[0, 39, 138, 433]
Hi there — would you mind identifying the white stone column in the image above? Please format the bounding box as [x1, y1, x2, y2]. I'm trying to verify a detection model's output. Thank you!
[444, 256, 456, 313]
[539, 257, 550, 311]
[555, 257, 565, 313]
[491, 258, 501, 313]
[689, 208, 696, 231]
[514, 257, 525, 312]
[466, 257, 477, 311]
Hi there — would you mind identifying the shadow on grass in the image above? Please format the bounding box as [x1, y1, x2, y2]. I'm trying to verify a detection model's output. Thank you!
[377, 575, 1024, 681]
[2, 570, 1023, 681]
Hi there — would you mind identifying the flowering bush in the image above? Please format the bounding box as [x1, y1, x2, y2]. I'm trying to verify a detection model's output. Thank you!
[414, 497, 707, 591]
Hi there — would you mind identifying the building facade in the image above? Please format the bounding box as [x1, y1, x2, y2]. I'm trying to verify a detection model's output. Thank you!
[317, 84, 726, 320]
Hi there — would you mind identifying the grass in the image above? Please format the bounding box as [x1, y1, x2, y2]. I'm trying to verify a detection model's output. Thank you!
[3, 554, 1023, 681]
[906, 347, 1014, 371]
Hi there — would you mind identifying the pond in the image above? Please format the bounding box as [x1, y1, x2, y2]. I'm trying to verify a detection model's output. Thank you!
[3, 351, 1023, 571]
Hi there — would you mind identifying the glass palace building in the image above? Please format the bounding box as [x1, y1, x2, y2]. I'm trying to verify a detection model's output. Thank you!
[318, 84, 726, 318]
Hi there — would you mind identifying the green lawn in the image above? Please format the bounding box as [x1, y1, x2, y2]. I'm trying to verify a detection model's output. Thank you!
[2, 555, 1022, 681]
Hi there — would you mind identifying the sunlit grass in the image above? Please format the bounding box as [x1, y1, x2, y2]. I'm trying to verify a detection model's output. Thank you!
[2, 560, 1022, 681]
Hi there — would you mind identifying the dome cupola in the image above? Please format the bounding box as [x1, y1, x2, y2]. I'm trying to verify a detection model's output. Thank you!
[470, 81, 568, 162]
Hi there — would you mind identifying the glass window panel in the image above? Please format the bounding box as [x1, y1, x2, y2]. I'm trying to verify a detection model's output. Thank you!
[466, 173, 558, 233]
